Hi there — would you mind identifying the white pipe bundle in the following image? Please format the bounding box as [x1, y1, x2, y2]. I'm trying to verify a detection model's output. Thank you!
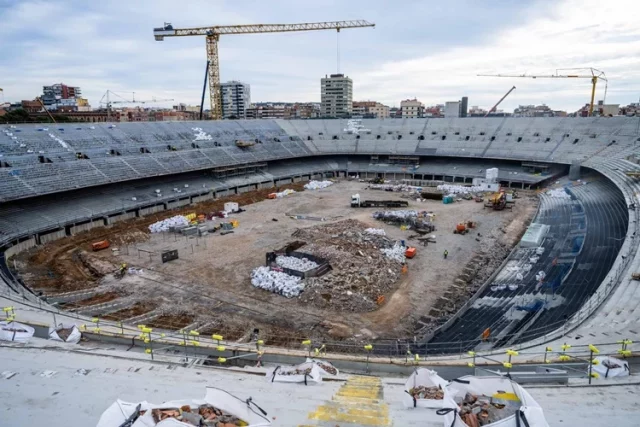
[365, 228, 386, 236]
[304, 180, 334, 190]
[381, 243, 406, 263]
[436, 184, 484, 194]
[546, 188, 570, 198]
[276, 189, 296, 198]
[251, 266, 304, 298]
[148, 215, 189, 233]
[276, 256, 319, 272]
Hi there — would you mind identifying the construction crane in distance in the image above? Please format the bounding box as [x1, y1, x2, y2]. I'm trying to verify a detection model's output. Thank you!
[478, 68, 607, 116]
[99, 90, 174, 121]
[154, 20, 375, 120]
[485, 86, 516, 117]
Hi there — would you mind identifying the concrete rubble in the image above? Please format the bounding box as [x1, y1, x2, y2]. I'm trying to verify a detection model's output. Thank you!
[293, 219, 403, 312]
[365, 228, 386, 236]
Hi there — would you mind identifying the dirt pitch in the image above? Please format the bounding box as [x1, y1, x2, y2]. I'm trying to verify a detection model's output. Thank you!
[15, 180, 537, 345]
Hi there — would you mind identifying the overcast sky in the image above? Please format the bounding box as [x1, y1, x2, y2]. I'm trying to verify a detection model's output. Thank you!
[1, 0, 639, 112]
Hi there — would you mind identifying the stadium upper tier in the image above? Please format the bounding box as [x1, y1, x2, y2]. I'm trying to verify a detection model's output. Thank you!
[1, 117, 639, 202]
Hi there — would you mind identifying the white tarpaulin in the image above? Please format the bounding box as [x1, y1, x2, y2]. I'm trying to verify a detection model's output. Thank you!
[403, 368, 448, 408]
[304, 180, 333, 190]
[96, 387, 271, 427]
[439, 376, 549, 427]
[592, 356, 630, 379]
[0, 321, 34, 343]
[266, 362, 322, 385]
[306, 358, 339, 377]
[48, 323, 81, 344]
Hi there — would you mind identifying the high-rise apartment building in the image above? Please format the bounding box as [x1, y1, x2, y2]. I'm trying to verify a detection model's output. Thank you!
[321, 74, 353, 118]
[220, 81, 251, 119]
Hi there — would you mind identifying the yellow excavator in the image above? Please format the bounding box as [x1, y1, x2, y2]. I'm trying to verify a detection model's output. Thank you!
[486, 192, 507, 210]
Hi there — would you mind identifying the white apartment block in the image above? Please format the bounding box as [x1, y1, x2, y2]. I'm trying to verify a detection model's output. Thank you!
[400, 99, 424, 118]
[321, 74, 353, 118]
[220, 81, 251, 119]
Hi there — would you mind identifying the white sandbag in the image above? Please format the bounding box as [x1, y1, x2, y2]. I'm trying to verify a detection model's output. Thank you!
[591, 356, 630, 379]
[304, 180, 333, 190]
[306, 358, 339, 376]
[439, 376, 549, 427]
[48, 323, 81, 344]
[0, 321, 34, 343]
[266, 362, 322, 385]
[149, 215, 189, 233]
[251, 266, 304, 297]
[96, 387, 271, 427]
[276, 256, 319, 272]
[403, 368, 448, 408]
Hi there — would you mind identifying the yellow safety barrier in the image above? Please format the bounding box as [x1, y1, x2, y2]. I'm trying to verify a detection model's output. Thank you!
[216, 345, 225, 352]
[212, 334, 223, 341]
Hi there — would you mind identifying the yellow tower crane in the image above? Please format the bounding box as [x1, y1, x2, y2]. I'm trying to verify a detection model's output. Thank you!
[478, 68, 607, 116]
[154, 20, 375, 120]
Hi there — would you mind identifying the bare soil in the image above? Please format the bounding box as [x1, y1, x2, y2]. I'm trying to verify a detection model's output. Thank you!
[101, 302, 157, 321]
[16, 180, 537, 344]
[59, 291, 121, 310]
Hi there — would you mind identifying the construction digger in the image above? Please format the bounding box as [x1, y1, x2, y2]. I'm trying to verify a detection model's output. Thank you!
[484, 192, 511, 210]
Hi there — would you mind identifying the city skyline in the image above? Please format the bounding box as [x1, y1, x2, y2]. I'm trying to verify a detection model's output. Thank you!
[1, 0, 639, 112]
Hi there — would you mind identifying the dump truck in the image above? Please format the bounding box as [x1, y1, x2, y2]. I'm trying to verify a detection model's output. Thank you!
[351, 194, 409, 208]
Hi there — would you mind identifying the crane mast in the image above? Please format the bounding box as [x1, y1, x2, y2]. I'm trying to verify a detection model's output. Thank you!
[485, 86, 516, 117]
[154, 20, 375, 120]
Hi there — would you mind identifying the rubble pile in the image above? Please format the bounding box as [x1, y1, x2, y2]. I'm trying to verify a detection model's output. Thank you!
[251, 266, 304, 298]
[456, 392, 519, 426]
[381, 243, 406, 263]
[372, 210, 418, 224]
[408, 385, 444, 400]
[304, 180, 334, 190]
[365, 228, 386, 236]
[293, 219, 403, 312]
[148, 215, 189, 233]
[276, 255, 319, 272]
[151, 404, 244, 426]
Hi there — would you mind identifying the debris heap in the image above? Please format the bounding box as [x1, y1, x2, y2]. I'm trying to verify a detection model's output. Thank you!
[304, 180, 334, 190]
[293, 219, 403, 312]
[251, 266, 303, 298]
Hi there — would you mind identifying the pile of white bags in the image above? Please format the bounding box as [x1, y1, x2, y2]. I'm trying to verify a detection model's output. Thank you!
[251, 266, 304, 297]
[266, 362, 322, 385]
[403, 368, 448, 408]
[381, 243, 406, 263]
[97, 387, 271, 427]
[373, 210, 418, 222]
[591, 356, 630, 379]
[275, 256, 319, 272]
[437, 184, 484, 195]
[275, 189, 296, 198]
[546, 188, 570, 198]
[304, 180, 333, 190]
[149, 215, 189, 233]
[440, 376, 549, 427]
[48, 323, 81, 344]
[0, 321, 34, 343]
[365, 228, 386, 236]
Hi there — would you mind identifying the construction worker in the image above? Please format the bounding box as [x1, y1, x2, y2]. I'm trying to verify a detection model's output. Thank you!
[443, 250, 448, 259]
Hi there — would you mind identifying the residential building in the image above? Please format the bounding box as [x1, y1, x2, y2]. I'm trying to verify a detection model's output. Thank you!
[468, 106, 488, 116]
[389, 107, 401, 118]
[575, 100, 620, 117]
[400, 99, 424, 118]
[41, 83, 86, 111]
[246, 103, 287, 119]
[444, 101, 461, 118]
[352, 101, 389, 118]
[289, 103, 320, 119]
[321, 74, 353, 118]
[620, 102, 640, 117]
[220, 81, 251, 119]
[460, 97, 469, 118]
[20, 100, 42, 113]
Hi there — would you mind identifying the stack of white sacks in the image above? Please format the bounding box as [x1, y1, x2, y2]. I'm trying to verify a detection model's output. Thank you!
[381, 243, 406, 263]
[251, 266, 304, 298]
[365, 228, 386, 236]
[304, 180, 334, 190]
[148, 215, 189, 233]
[276, 256, 319, 272]
[437, 184, 484, 195]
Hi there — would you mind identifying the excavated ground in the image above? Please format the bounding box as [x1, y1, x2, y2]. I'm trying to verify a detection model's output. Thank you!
[14, 180, 537, 346]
